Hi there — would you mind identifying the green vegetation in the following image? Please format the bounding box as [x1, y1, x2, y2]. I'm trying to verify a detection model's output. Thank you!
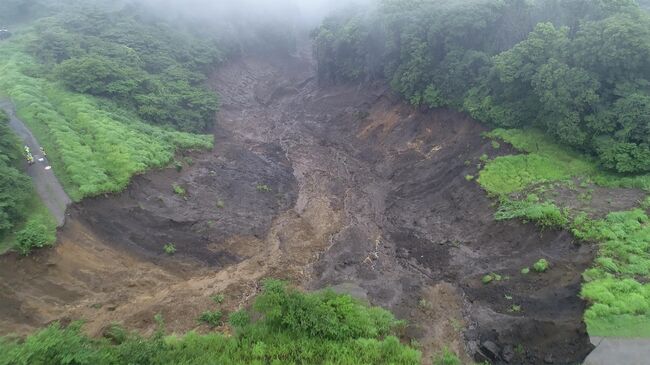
[211, 294, 225, 304]
[476, 129, 650, 337]
[0, 44, 212, 201]
[0, 110, 57, 254]
[315, 0, 650, 174]
[432, 347, 461, 365]
[198, 310, 223, 327]
[481, 275, 493, 285]
[163, 243, 176, 255]
[172, 184, 186, 197]
[256, 183, 272, 193]
[532, 259, 550, 273]
[0, 280, 420, 364]
[521, 267, 530, 275]
[495, 194, 568, 229]
[572, 210, 650, 337]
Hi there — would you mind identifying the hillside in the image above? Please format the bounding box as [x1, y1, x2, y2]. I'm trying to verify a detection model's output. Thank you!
[0, 1, 648, 365]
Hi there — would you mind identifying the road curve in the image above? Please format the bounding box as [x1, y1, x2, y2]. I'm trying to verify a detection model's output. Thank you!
[0, 99, 71, 226]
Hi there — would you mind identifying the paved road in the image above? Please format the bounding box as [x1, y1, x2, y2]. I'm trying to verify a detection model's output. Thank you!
[0, 99, 71, 226]
[584, 337, 650, 365]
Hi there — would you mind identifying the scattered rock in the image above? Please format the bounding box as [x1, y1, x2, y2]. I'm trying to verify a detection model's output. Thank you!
[544, 353, 554, 363]
[501, 344, 515, 363]
[481, 340, 501, 360]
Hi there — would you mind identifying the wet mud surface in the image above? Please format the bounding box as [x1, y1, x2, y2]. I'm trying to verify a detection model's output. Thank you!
[0, 45, 598, 364]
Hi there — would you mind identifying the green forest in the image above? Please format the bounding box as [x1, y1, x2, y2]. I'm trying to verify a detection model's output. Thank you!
[314, 0, 650, 174]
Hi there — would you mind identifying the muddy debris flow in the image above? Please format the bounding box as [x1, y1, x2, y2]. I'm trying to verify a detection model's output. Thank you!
[0, 45, 594, 364]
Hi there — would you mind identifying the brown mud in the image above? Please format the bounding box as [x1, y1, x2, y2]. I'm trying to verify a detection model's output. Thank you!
[0, 45, 597, 364]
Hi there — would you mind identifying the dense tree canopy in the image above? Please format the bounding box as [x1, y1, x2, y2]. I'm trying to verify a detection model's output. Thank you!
[314, 0, 650, 173]
[23, 9, 222, 133]
[0, 111, 31, 238]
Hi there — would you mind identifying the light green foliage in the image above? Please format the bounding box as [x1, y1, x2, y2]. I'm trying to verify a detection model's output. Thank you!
[163, 243, 176, 255]
[432, 347, 461, 365]
[572, 210, 650, 336]
[465, 174, 474, 181]
[480, 128, 650, 196]
[481, 275, 493, 284]
[495, 195, 568, 229]
[14, 216, 56, 256]
[0, 280, 421, 364]
[211, 294, 225, 304]
[532, 259, 550, 273]
[172, 184, 186, 197]
[197, 310, 223, 327]
[256, 184, 272, 193]
[216, 199, 225, 209]
[521, 267, 530, 275]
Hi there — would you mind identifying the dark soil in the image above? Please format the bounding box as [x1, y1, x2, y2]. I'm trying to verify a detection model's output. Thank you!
[0, 43, 599, 364]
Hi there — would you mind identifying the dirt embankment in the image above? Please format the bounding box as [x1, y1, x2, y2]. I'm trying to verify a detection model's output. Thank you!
[0, 44, 595, 364]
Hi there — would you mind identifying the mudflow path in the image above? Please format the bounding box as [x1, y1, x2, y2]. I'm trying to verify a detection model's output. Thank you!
[0, 46, 594, 364]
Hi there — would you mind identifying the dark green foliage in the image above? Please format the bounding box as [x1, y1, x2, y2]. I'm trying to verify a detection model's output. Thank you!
[314, 0, 650, 173]
[26, 7, 222, 133]
[0, 111, 31, 238]
[0, 280, 420, 364]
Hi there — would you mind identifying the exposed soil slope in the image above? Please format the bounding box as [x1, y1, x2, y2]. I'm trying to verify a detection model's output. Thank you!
[0, 45, 595, 364]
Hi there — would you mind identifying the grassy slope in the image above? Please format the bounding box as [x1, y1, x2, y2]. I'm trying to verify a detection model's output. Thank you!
[479, 128, 650, 337]
[0, 38, 213, 202]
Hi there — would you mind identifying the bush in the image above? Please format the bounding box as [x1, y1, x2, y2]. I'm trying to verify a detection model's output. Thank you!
[14, 218, 53, 255]
[533, 259, 549, 273]
[198, 310, 223, 327]
[163, 243, 176, 255]
[432, 347, 461, 365]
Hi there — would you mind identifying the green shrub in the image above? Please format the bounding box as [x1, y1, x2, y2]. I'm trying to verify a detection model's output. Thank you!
[521, 267, 530, 275]
[533, 259, 549, 273]
[482, 275, 494, 284]
[211, 294, 225, 304]
[14, 218, 54, 255]
[432, 347, 461, 365]
[256, 184, 271, 193]
[172, 184, 186, 197]
[198, 310, 223, 327]
[163, 243, 176, 255]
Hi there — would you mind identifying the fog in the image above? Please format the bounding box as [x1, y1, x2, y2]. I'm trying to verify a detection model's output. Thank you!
[132, 0, 374, 29]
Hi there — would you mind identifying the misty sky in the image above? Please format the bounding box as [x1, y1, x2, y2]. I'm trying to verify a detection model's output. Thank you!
[133, 0, 373, 27]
